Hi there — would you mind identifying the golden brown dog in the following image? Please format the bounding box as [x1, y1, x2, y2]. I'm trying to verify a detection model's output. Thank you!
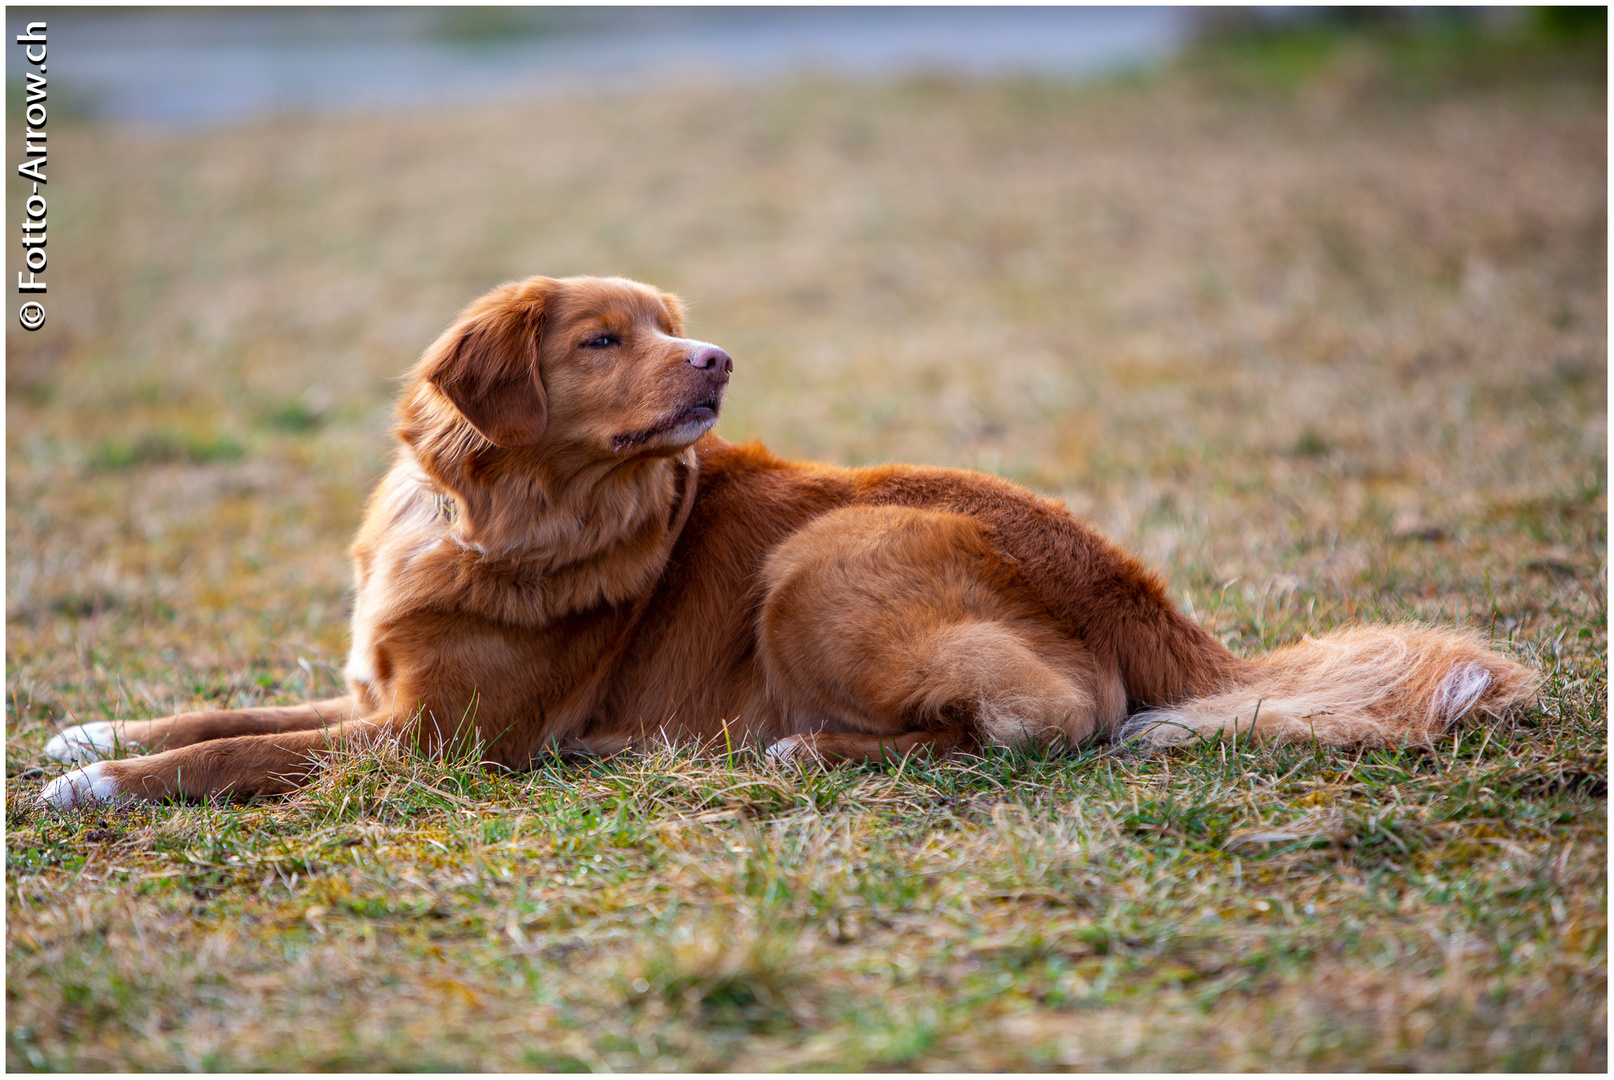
[41, 276, 1538, 808]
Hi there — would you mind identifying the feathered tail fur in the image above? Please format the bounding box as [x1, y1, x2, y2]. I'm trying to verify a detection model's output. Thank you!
[1119, 624, 1539, 748]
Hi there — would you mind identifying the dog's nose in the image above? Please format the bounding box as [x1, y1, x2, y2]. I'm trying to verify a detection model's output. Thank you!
[688, 346, 733, 377]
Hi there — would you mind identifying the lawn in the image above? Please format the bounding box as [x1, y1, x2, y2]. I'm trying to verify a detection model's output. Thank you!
[6, 18, 1606, 1070]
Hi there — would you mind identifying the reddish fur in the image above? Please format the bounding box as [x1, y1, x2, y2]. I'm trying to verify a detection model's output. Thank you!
[99, 698, 359, 753]
[52, 276, 1537, 805]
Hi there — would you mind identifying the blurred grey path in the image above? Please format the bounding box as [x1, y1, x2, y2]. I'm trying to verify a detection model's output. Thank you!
[9, 6, 1191, 127]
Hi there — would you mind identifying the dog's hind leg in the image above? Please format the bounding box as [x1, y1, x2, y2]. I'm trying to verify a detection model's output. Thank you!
[765, 728, 974, 765]
[44, 697, 360, 764]
[757, 505, 1126, 765]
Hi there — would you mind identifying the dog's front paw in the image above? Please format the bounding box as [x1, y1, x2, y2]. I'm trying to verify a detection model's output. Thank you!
[40, 762, 134, 810]
[44, 722, 119, 763]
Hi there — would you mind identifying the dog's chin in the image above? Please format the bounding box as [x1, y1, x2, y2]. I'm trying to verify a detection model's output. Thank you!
[663, 403, 720, 446]
[612, 401, 720, 456]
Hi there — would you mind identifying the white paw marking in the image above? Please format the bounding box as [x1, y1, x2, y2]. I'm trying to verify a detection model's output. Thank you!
[1432, 661, 1493, 722]
[44, 722, 118, 763]
[39, 762, 133, 810]
[765, 735, 810, 762]
[1118, 711, 1196, 747]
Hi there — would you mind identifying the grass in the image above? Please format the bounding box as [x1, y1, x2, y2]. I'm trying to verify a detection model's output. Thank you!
[6, 18, 1606, 1072]
[7, 729, 1605, 1070]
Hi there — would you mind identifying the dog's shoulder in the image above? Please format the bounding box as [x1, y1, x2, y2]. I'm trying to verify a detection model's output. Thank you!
[690, 436, 857, 515]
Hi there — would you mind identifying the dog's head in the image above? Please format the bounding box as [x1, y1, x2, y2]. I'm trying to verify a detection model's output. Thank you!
[405, 275, 731, 465]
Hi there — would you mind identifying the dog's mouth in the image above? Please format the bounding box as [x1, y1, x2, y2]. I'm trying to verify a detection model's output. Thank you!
[611, 395, 722, 455]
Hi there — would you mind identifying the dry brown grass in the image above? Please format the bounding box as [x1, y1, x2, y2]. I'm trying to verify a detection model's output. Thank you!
[6, 26, 1605, 1072]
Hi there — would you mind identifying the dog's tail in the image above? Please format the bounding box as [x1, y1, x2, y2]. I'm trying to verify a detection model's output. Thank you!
[1120, 623, 1539, 749]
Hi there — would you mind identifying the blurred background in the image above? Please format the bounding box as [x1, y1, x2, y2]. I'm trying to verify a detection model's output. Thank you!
[8, 7, 1193, 125]
[5, 7, 1605, 727]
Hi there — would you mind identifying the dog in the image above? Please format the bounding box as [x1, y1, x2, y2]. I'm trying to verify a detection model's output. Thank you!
[41, 275, 1539, 808]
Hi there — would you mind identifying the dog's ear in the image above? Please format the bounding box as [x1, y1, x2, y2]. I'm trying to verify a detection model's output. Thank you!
[659, 290, 687, 337]
[422, 292, 548, 448]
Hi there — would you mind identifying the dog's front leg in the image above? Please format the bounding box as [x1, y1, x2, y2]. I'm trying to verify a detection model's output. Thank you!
[39, 716, 401, 808]
[44, 697, 360, 764]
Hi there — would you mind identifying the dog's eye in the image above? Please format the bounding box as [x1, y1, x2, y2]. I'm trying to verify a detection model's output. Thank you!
[581, 334, 619, 349]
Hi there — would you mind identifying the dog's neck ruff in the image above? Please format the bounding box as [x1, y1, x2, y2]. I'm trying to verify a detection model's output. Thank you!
[427, 455, 697, 554]
[541, 452, 702, 732]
